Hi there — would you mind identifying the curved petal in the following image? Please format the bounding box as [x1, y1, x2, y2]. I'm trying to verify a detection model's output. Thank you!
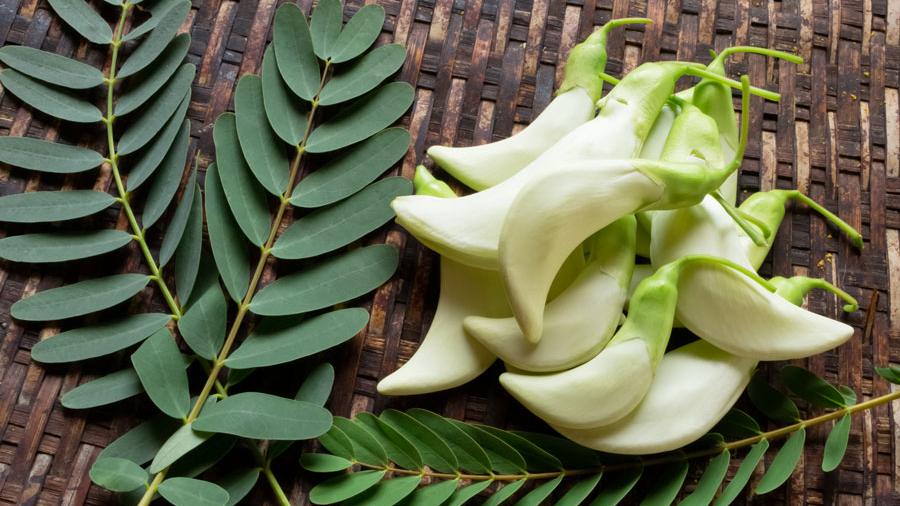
[554, 340, 755, 454]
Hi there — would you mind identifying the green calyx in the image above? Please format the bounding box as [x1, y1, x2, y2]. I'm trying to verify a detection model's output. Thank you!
[413, 165, 456, 198]
[558, 18, 652, 102]
[770, 275, 859, 312]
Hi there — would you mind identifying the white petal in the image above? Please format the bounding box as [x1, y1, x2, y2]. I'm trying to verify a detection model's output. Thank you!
[638, 104, 676, 160]
[499, 339, 653, 429]
[554, 340, 755, 454]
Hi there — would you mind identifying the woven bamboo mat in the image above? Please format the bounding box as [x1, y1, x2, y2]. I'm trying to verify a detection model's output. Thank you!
[0, 0, 898, 504]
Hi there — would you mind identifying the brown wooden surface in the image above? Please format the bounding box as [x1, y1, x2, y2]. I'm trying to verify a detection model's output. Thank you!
[0, 0, 898, 504]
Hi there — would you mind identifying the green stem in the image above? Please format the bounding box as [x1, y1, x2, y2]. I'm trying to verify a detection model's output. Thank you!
[788, 191, 864, 250]
[598, 69, 780, 102]
[245, 442, 292, 506]
[713, 46, 804, 66]
[712, 191, 768, 246]
[675, 254, 777, 292]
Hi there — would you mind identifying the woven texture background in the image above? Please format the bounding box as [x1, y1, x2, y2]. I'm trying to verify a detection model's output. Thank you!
[0, 0, 898, 504]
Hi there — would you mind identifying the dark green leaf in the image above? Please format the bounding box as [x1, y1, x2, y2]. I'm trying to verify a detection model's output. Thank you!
[32, 312, 169, 363]
[261, 46, 308, 146]
[713, 439, 769, 506]
[177, 264, 226, 360]
[781, 365, 848, 408]
[407, 409, 492, 474]
[747, 374, 800, 423]
[273, 177, 410, 259]
[227, 308, 368, 369]
[476, 425, 562, 471]
[273, 3, 320, 101]
[47, 0, 113, 44]
[591, 467, 643, 506]
[318, 424, 356, 461]
[293, 127, 409, 207]
[712, 409, 761, 440]
[301, 453, 353, 473]
[0, 190, 114, 223]
[379, 409, 457, 472]
[445, 480, 492, 506]
[213, 112, 272, 246]
[158, 477, 229, 506]
[234, 75, 290, 196]
[450, 420, 526, 474]
[482, 480, 525, 506]
[356, 412, 423, 470]
[118, 1, 191, 78]
[117, 64, 194, 155]
[98, 413, 181, 465]
[344, 475, 421, 506]
[319, 44, 406, 106]
[556, 474, 602, 506]
[309, 470, 385, 505]
[89, 457, 147, 492]
[296, 362, 335, 405]
[159, 170, 198, 265]
[0, 69, 102, 122]
[329, 5, 385, 64]
[755, 428, 805, 494]
[220, 468, 260, 506]
[132, 328, 191, 418]
[225, 367, 255, 389]
[310, 0, 342, 59]
[205, 163, 251, 302]
[875, 366, 900, 384]
[305, 82, 414, 153]
[122, 15, 159, 42]
[515, 475, 563, 506]
[0, 46, 103, 89]
[511, 431, 603, 469]
[116, 33, 191, 116]
[150, 423, 212, 473]
[168, 433, 236, 478]
[193, 392, 332, 440]
[174, 188, 204, 302]
[822, 414, 851, 472]
[398, 479, 458, 506]
[838, 385, 857, 406]
[0, 136, 103, 173]
[250, 244, 398, 316]
[0, 230, 131, 263]
[332, 416, 389, 465]
[61, 367, 143, 409]
[640, 461, 689, 506]
[126, 94, 190, 190]
[11, 273, 149, 321]
[678, 451, 731, 506]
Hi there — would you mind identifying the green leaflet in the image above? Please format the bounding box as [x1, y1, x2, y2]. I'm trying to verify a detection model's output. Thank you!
[292, 127, 410, 208]
[273, 177, 411, 259]
[310, 0, 342, 59]
[219, 468, 260, 506]
[712, 409, 762, 440]
[310, 470, 386, 505]
[117, 64, 194, 155]
[355, 413, 424, 470]
[158, 477, 229, 506]
[556, 474, 602, 506]
[678, 450, 730, 506]
[329, 4, 385, 64]
[319, 424, 358, 461]
[123, 0, 183, 42]
[640, 462, 689, 506]
[398, 480, 458, 506]
[61, 368, 143, 409]
[150, 423, 212, 473]
[483, 480, 525, 506]
[131, 328, 192, 419]
[11, 273, 150, 321]
[159, 174, 198, 266]
[0, 190, 114, 223]
[0, 69, 102, 123]
[781, 365, 848, 408]
[234, 75, 290, 196]
[0, 230, 132, 263]
[126, 93, 190, 190]
[296, 362, 336, 405]
[512, 431, 604, 469]
[47, 0, 113, 44]
[177, 264, 227, 360]
[822, 414, 851, 472]
[98, 413, 181, 465]
[0, 46, 104, 89]
[445, 480, 492, 506]
[142, 120, 191, 228]
[273, 3, 320, 101]
[0, 136, 103, 173]
[755, 428, 806, 494]
[319, 44, 407, 106]
[301, 453, 353, 473]
[205, 163, 250, 302]
[261, 46, 308, 146]
[450, 421, 526, 474]
[713, 439, 769, 505]
[116, 34, 191, 116]
[168, 434, 236, 480]
[838, 386, 857, 406]
[31, 312, 170, 363]
[193, 392, 333, 440]
[476, 425, 562, 471]
[747, 374, 801, 423]
[343, 476, 421, 506]
[89, 457, 148, 492]
[250, 244, 398, 316]
[118, 1, 191, 78]
[515, 475, 563, 506]
[173, 188, 204, 303]
[408, 408, 492, 474]
[332, 416, 390, 465]
[591, 467, 643, 506]
[305, 82, 414, 153]
[213, 113, 272, 246]
[226, 308, 368, 369]
[876, 366, 900, 384]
